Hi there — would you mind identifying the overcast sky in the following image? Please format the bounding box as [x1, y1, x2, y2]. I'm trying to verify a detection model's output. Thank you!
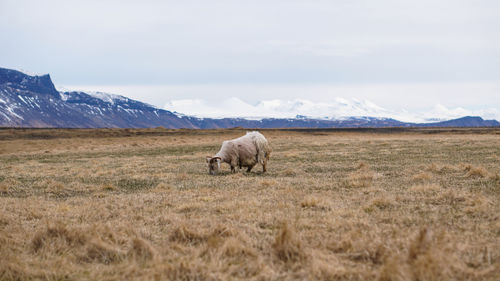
[1, 0, 499, 118]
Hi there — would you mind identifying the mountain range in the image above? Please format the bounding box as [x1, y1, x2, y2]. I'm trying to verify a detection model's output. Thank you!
[1, 67, 499, 128]
[165, 98, 500, 123]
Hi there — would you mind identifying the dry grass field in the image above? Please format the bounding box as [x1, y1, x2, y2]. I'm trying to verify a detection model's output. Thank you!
[0, 127, 499, 280]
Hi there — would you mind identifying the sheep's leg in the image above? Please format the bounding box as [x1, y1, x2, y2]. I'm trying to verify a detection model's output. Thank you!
[262, 162, 267, 173]
[228, 157, 238, 173]
[247, 165, 254, 172]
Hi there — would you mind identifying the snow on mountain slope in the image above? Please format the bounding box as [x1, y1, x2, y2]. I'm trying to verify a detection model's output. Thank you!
[164, 98, 500, 123]
[11, 68, 46, 77]
[86, 91, 127, 105]
[165, 97, 395, 120]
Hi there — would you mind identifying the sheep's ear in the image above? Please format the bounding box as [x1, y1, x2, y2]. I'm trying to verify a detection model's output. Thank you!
[206, 156, 212, 163]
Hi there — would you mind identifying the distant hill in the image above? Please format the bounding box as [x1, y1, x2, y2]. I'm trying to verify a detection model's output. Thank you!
[1, 67, 499, 128]
[418, 116, 500, 127]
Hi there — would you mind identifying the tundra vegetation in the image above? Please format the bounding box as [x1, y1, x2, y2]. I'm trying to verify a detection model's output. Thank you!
[0, 127, 499, 280]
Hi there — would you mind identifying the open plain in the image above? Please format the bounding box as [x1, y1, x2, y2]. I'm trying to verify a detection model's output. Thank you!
[0, 127, 499, 280]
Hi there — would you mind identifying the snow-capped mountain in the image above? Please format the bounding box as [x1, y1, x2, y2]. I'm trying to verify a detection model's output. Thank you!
[165, 98, 500, 124]
[1, 67, 499, 128]
[165, 98, 393, 120]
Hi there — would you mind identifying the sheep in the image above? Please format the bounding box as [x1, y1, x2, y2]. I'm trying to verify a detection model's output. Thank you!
[206, 131, 271, 175]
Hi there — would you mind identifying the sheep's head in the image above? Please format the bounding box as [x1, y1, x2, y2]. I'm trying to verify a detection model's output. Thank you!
[206, 156, 221, 175]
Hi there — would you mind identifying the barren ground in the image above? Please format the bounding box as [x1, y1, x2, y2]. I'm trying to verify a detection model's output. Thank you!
[0, 128, 499, 280]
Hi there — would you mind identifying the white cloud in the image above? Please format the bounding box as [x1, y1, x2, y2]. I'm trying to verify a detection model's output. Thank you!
[264, 40, 372, 57]
[2, 0, 499, 85]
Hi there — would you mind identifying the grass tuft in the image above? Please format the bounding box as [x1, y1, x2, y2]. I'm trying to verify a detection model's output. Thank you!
[345, 166, 375, 188]
[31, 224, 87, 253]
[101, 184, 117, 191]
[273, 222, 307, 264]
[378, 228, 459, 281]
[128, 237, 156, 262]
[412, 172, 432, 183]
[282, 168, 297, 176]
[81, 239, 125, 264]
[364, 196, 395, 213]
[301, 196, 330, 210]
[465, 166, 489, 178]
[409, 183, 441, 193]
[169, 225, 207, 244]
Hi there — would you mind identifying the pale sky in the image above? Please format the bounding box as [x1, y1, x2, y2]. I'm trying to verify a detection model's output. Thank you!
[1, 0, 499, 119]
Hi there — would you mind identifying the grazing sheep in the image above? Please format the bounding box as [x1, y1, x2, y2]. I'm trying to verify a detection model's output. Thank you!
[206, 131, 271, 175]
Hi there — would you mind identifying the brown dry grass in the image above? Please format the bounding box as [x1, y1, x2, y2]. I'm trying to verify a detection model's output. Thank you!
[0, 128, 499, 280]
[344, 162, 378, 188]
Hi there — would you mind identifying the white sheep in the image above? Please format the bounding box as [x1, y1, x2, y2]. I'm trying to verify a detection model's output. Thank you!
[206, 131, 271, 175]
